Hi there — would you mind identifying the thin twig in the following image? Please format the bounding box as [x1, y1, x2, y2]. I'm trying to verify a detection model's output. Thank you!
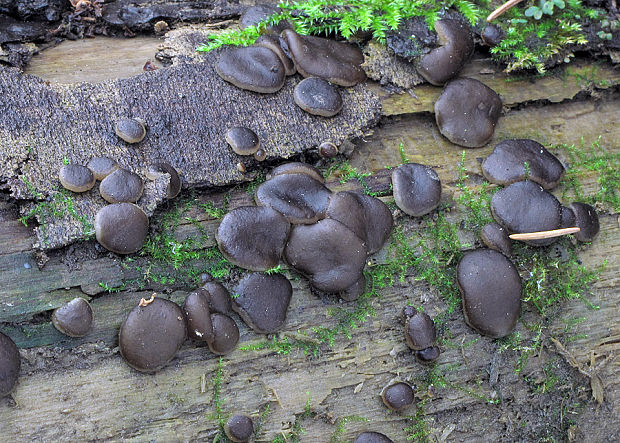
[509, 227, 580, 241]
[487, 0, 525, 22]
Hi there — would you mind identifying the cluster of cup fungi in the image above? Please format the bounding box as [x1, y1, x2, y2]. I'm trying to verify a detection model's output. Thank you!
[0, 5, 603, 441]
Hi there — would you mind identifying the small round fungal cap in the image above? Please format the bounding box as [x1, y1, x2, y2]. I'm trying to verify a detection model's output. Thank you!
[490, 180, 561, 246]
[416, 19, 474, 86]
[405, 312, 437, 351]
[416, 346, 441, 364]
[233, 273, 293, 333]
[267, 162, 325, 183]
[95, 203, 149, 254]
[326, 191, 393, 254]
[255, 34, 296, 75]
[216, 46, 286, 93]
[318, 142, 338, 158]
[0, 332, 20, 397]
[392, 163, 442, 217]
[146, 162, 181, 199]
[59, 164, 96, 193]
[570, 202, 599, 242]
[293, 77, 343, 117]
[119, 297, 187, 372]
[183, 289, 214, 342]
[254, 148, 267, 162]
[115, 117, 146, 143]
[99, 168, 144, 203]
[284, 219, 367, 292]
[202, 281, 232, 314]
[52, 297, 93, 337]
[381, 382, 415, 412]
[208, 313, 239, 355]
[481, 24, 504, 47]
[482, 139, 565, 189]
[216, 206, 291, 271]
[224, 414, 254, 443]
[256, 173, 332, 224]
[457, 249, 522, 338]
[226, 127, 260, 156]
[354, 432, 394, 443]
[435, 78, 502, 148]
[87, 156, 119, 181]
[281, 29, 366, 86]
[480, 222, 512, 256]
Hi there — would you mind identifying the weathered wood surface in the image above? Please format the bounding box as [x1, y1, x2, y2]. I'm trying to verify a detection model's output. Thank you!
[0, 41, 380, 249]
[0, 37, 619, 441]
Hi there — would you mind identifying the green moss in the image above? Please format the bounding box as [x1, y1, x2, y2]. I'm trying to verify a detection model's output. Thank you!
[330, 415, 369, 443]
[554, 137, 620, 212]
[19, 180, 94, 244]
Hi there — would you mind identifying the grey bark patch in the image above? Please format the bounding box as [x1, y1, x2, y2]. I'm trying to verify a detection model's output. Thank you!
[1, 48, 380, 250]
[361, 40, 424, 90]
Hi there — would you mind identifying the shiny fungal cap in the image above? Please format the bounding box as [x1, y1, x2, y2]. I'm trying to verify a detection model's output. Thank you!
[381, 382, 415, 412]
[95, 203, 149, 254]
[224, 414, 254, 442]
[52, 297, 93, 337]
[59, 164, 96, 193]
[99, 168, 144, 203]
[87, 157, 119, 180]
[115, 117, 146, 143]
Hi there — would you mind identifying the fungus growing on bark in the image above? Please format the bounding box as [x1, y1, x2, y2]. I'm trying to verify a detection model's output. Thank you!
[207, 313, 239, 355]
[233, 273, 293, 333]
[381, 382, 415, 412]
[95, 203, 149, 254]
[416, 19, 474, 86]
[570, 202, 600, 242]
[224, 414, 254, 442]
[216, 206, 290, 271]
[99, 168, 144, 203]
[115, 117, 146, 143]
[52, 297, 93, 337]
[87, 156, 119, 181]
[256, 173, 332, 224]
[457, 249, 522, 338]
[183, 289, 214, 342]
[119, 297, 187, 372]
[59, 164, 95, 193]
[435, 78, 502, 148]
[216, 46, 285, 93]
[392, 163, 442, 217]
[225, 127, 260, 156]
[293, 77, 343, 117]
[480, 222, 512, 256]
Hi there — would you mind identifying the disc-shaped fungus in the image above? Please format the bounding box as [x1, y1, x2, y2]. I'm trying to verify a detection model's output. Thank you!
[326, 191, 393, 254]
[435, 78, 502, 148]
[202, 281, 232, 314]
[59, 164, 96, 193]
[284, 219, 367, 292]
[281, 29, 366, 86]
[225, 127, 260, 156]
[216, 206, 290, 271]
[208, 313, 239, 355]
[119, 297, 187, 372]
[255, 34, 296, 75]
[354, 432, 394, 443]
[405, 312, 437, 351]
[216, 46, 286, 93]
[482, 139, 565, 189]
[224, 414, 254, 442]
[267, 162, 325, 183]
[416, 19, 474, 86]
[87, 156, 119, 181]
[0, 332, 20, 397]
[457, 249, 522, 338]
[115, 117, 146, 143]
[255, 173, 332, 224]
[183, 289, 214, 342]
[490, 180, 562, 246]
[99, 168, 144, 203]
[95, 203, 149, 254]
[293, 77, 343, 117]
[381, 382, 415, 412]
[480, 222, 512, 256]
[233, 273, 293, 334]
[52, 297, 94, 337]
[391, 163, 442, 217]
[570, 202, 600, 242]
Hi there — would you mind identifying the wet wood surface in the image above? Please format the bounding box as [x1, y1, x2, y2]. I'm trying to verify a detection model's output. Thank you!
[0, 37, 619, 442]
